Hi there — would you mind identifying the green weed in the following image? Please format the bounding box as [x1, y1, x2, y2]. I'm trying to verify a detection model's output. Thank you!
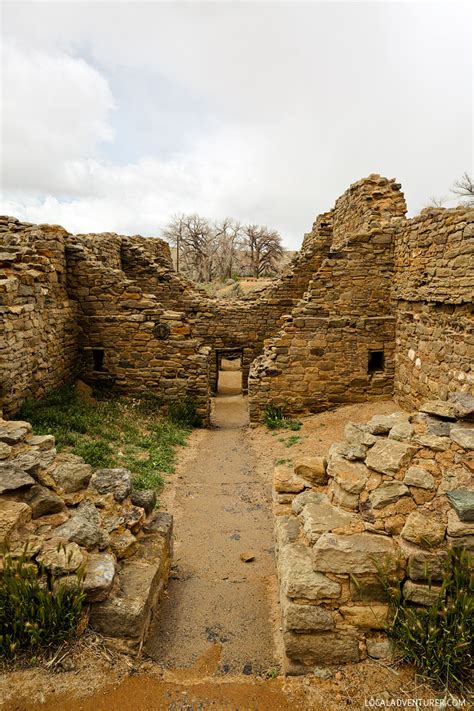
[380, 547, 473, 695]
[262, 405, 301, 431]
[0, 549, 85, 659]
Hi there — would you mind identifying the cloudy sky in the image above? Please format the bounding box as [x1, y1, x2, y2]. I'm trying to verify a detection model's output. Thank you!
[1, 1, 472, 248]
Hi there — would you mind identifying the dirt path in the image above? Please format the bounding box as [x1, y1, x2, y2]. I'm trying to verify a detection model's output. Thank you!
[145, 367, 278, 675]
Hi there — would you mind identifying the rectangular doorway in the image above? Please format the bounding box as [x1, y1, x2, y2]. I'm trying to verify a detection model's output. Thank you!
[216, 349, 243, 396]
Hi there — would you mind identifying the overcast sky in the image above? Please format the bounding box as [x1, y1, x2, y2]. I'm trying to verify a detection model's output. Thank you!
[1, 1, 472, 248]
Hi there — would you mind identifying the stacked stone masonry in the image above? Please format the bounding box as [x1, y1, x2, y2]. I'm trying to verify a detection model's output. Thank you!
[1, 173, 472, 424]
[273, 395, 474, 672]
[0, 417, 173, 651]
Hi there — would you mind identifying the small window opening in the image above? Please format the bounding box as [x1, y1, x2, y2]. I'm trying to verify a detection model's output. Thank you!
[368, 350, 384, 374]
[92, 348, 105, 371]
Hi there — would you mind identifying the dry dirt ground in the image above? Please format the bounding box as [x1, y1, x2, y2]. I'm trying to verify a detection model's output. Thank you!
[1, 366, 444, 710]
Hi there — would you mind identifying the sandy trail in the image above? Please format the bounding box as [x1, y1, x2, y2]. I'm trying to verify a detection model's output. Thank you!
[145, 363, 277, 675]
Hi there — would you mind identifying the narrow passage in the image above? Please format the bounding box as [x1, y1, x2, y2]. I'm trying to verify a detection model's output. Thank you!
[145, 366, 277, 675]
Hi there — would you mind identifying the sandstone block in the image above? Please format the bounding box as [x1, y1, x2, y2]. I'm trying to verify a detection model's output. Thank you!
[404, 466, 435, 490]
[340, 604, 389, 629]
[401, 512, 446, 548]
[0, 500, 32, 544]
[366, 638, 394, 660]
[406, 549, 448, 581]
[292, 491, 328, 515]
[300, 502, 358, 544]
[446, 489, 474, 521]
[331, 481, 359, 511]
[0, 463, 35, 495]
[283, 631, 359, 665]
[37, 541, 84, 574]
[91, 468, 133, 502]
[365, 440, 417, 475]
[447, 509, 474, 537]
[282, 600, 334, 632]
[450, 425, 474, 450]
[312, 533, 400, 575]
[274, 465, 307, 494]
[448, 392, 474, 419]
[369, 482, 410, 509]
[366, 413, 410, 435]
[275, 516, 300, 549]
[403, 580, 442, 606]
[294, 457, 328, 485]
[51, 454, 93, 493]
[83, 552, 116, 602]
[279, 543, 341, 600]
[110, 530, 138, 559]
[21, 484, 65, 518]
[328, 454, 369, 494]
[420, 400, 457, 419]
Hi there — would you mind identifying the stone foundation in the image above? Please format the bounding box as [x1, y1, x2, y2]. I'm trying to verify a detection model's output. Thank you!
[272, 396, 474, 672]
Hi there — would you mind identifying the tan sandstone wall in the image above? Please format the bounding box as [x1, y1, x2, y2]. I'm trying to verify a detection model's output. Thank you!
[248, 176, 406, 422]
[393, 207, 474, 409]
[0, 217, 79, 416]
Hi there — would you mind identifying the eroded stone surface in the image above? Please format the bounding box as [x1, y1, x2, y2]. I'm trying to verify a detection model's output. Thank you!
[91, 468, 133, 502]
[294, 457, 328, 485]
[401, 511, 446, 548]
[312, 533, 400, 575]
[365, 440, 416, 475]
[369, 481, 410, 509]
[279, 543, 341, 600]
[0, 463, 35, 494]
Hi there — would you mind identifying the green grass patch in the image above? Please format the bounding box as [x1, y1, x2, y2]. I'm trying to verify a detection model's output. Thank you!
[262, 405, 301, 431]
[0, 550, 85, 659]
[381, 547, 473, 695]
[284, 435, 301, 447]
[17, 385, 193, 498]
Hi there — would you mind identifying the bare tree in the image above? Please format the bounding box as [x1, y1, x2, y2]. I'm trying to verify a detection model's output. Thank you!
[425, 195, 446, 208]
[452, 172, 474, 207]
[213, 218, 242, 279]
[163, 214, 212, 280]
[242, 225, 283, 277]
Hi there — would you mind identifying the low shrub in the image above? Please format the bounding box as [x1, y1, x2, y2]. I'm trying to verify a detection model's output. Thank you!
[263, 404, 301, 431]
[168, 398, 202, 428]
[383, 547, 473, 695]
[0, 551, 85, 659]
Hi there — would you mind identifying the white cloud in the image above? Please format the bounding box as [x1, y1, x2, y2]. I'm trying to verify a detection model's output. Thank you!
[0, 2, 472, 249]
[1, 40, 115, 193]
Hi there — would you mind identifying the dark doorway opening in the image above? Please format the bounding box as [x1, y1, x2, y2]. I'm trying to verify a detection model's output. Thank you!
[92, 348, 105, 372]
[216, 349, 243, 396]
[368, 349, 385, 374]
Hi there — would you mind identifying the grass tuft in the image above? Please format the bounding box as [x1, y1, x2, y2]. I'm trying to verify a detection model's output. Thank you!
[17, 385, 193, 499]
[262, 404, 301, 431]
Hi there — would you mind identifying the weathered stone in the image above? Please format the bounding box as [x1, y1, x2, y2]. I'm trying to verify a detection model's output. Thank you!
[349, 574, 389, 602]
[327, 454, 369, 494]
[420, 400, 457, 419]
[91, 468, 133, 502]
[279, 543, 341, 600]
[294, 456, 328, 485]
[365, 440, 417, 475]
[37, 541, 84, 574]
[369, 482, 410, 509]
[122, 505, 146, 534]
[403, 580, 442, 606]
[291, 491, 328, 515]
[27, 434, 55, 450]
[401, 512, 446, 548]
[89, 558, 165, 644]
[0, 442, 11, 460]
[0, 500, 32, 544]
[312, 533, 400, 575]
[0, 421, 31, 445]
[447, 509, 474, 537]
[0, 463, 35, 494]
[344, 423, 378, 448]
[366, 638, 394, 660]
[51, 454, 93, 493]
[421, 415, 452, 437]
[389, 422, 414, 442]
[275, 516, 301, 549]
[131, 488, 156, 515]
[415, 434, 451, 451]
[340, 604, 389, 629]
[274, 466, 307, 494]
[331, 481, 360, 510]
[367, 413, 410, 435]
[282, 601, 334, 632]
[447, 535, 474, 552]
[407, 549, 448, 581]
[448, 392, 474, 419]
[450, 425, 474, 450]
[83, 553, 116, 602]
[110, 530, 138, 559]
[300, 503, 358, 544]
[21, 484, 65, 518]
[55, 501, 109, 550]
[404, 466, 435, 490]
[446, 489, 474, 521]
[283, 631, 359, 665]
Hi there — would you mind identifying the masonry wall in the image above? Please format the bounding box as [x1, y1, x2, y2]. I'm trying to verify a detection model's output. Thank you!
[0, 217, 79, 416]
[393, 207, 474, 408]
[248, 176, 406, 421]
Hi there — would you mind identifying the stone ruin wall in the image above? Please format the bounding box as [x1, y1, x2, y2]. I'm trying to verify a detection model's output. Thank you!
[0, 218, 79, 416]
[272, 397, 474, 672]
[1, 174, 472, 427]
[248, 176, 407, 421]
[248, 178, 473, 423]
[393, 207, 473, 408]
